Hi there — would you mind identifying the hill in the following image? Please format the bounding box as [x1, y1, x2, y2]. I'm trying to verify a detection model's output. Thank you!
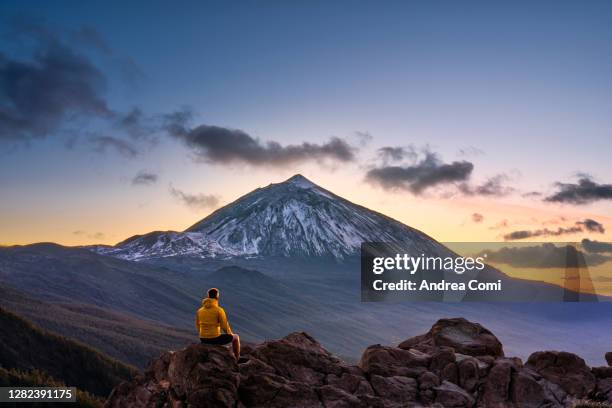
[0, 307, 136, 397]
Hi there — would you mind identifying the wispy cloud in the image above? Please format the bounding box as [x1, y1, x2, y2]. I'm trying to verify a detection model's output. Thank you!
[503, 219, 605, 241]
[169, 185, 219, 210]
[131, 171, 158, 186]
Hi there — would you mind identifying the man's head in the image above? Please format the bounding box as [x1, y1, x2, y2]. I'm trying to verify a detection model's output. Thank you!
[207, 288, 219, 299]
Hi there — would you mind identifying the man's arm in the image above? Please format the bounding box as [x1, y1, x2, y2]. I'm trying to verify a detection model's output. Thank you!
[195, 311, 200, 334]
[219, 308, 233, 335]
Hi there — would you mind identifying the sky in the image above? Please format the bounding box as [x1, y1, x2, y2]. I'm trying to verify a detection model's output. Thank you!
[1, 0, 612, 249]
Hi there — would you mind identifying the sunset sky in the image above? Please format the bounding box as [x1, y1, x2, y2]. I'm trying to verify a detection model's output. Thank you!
[1, 1, 612, 247]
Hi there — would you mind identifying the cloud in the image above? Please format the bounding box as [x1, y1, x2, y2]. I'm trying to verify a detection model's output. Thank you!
[0, 21, 152, 157]
[164, 112, 356, 167]
[376, 146, 417, 165]
[131, 171, 158, 186]
[472, 213, 484, 223]
[503, 218, 605, 241]
[581, 239, 612, 254]
[0, 24, 112, 141]
[545, 177, 612, 205]
[73, 230, 105, 240]
[169, 185, 219, 210]
[459, 174, 514, 197]
[577, 219, 605, 233]
[480, 243, 611, 269]
[365, 150, 474, 194]
[91, 136, 138, 158]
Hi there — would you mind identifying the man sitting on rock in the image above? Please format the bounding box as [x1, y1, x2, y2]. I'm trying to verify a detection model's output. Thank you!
[196, 288, 240, 360]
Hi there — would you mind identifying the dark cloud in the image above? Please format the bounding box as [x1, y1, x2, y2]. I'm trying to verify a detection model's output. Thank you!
[131, 171, 158, 186]
[91, 136, 138, 158]
[581, 239, 612, 254]
[503, 219, 605, 241]
[0, 21, 152, 157]
[0, 27, 112, 141]
[365, 151, 474, 194]
[169, 185, 219, 210]
[459, 174, 514, 197]
[577, 219, 605, 233]
[376, 146, 417, 164]
[480, 243, 611, 269]
[472, 213, 484, 223]
[545, 177, 612, 205]
[164, 113, 356, 166]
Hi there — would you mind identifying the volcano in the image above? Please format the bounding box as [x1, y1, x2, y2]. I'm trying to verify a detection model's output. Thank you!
[94, 174, 447, 261]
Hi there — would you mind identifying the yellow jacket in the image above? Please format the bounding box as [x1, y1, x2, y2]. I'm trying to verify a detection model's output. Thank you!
[195, 298, 233, 338]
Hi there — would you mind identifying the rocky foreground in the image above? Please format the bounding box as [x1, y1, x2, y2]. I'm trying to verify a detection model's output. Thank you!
[105, 318, 612, 407]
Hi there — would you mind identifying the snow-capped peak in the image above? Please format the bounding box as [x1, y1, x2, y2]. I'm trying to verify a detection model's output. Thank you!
[92, 174, 444, 261]
[283, 174, 316, 189]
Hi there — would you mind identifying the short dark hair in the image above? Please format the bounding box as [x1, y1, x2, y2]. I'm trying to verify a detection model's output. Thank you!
[207, 288, 219, 299]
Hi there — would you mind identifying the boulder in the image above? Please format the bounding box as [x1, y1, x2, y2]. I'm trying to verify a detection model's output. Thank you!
[434, 380, 475, 407]
[360, 344, 429, 377]
[399, 318, 504, 358]
[526, 351, 596, 398]
[105, 319, 597, 408]
[105, 344, 239, 408]
[369, 375, 418, 404]
[480, 359, 514, 405]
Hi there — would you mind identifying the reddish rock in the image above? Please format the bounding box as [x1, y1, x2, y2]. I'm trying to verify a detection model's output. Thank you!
[369, 375, 418, 405]
[457, 357, 480, 392]
[481, 359, 514, 405]
[526, 351, 596, 398]
[593, 366, 612, 379]
[511, 370, 545, 408]
[399, 318, 504, 358]
[359, 344, 429, 377]
[106, 319, 598, 408]
[434, 380, 475, 407]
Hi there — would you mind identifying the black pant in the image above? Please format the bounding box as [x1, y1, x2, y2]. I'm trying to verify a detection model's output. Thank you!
[200, 334, 233, 345]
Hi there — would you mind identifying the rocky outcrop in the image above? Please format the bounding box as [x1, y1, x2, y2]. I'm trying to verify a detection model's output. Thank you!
[106, 318, 611, 407]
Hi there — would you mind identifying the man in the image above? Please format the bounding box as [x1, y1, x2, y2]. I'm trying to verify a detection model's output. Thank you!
[195, 288, 240, 360]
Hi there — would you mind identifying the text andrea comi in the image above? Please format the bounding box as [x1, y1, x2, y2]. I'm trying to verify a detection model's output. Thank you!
[372, 279, 503, 292]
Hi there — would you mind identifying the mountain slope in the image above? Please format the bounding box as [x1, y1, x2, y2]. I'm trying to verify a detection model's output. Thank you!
[94, 174, 447, 260]
[0, 282, 194, 368]
[0, 306, 136, 397]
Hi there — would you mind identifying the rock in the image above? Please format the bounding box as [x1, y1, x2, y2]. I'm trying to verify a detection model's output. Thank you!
[607, 352, 612, 367]
[248, 332, 342, 385]
[511, 370, 545, 408]
[105, 344, 239, 408]
[440, 362, 459, 384]
[593, 366, 612, 379]
[399, 318, 504, 358]
[360, 344, 429, 377]
[105, 319, 597, 408]
[481, 359, 514, 405]
[434, 380, 475, 407]
[430, 347, 456, 372]
[369, 375, 418, 405]
[457, 357, 479, 392]
[526, 351, 596, 398]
